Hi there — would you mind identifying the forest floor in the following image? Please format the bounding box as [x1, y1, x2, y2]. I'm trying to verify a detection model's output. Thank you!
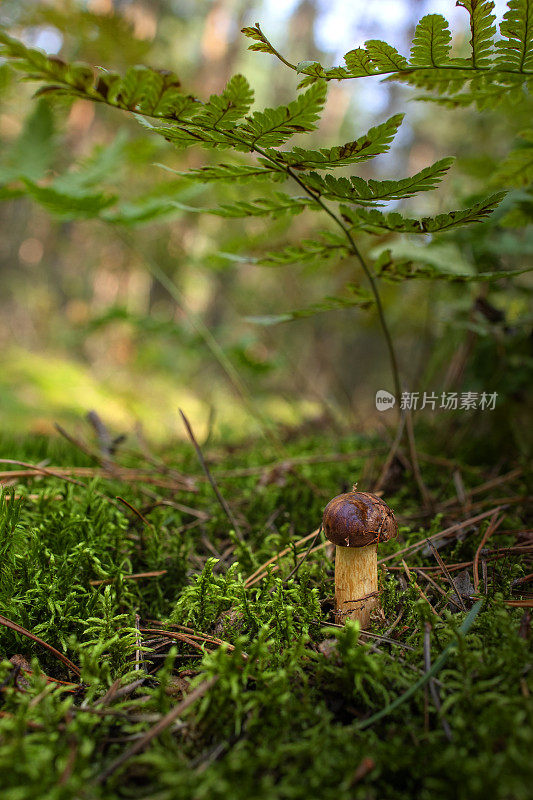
[0, 420, 531, 800]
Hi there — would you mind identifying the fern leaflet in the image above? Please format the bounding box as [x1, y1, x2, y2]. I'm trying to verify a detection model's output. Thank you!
[257, 233, 349, 266]
[344, 48, 379, 77]
[241, 23, 280, 58]
[194, 75, 254, 129]
[239, 83, 326, 147]
[265, 115, 404, 170]
[304, 158, 453, 206]
[212, 193, 315, 218]
[457, 1, 497, 68]
[496, 0, 533, 71]
[364, 40, 409, 71]
[410, 15, 452, 67]
[248, 284, 374, 326]
[342, 193, 506, 233]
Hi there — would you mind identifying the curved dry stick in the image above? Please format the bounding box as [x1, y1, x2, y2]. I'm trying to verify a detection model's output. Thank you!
[0, 614, 80, 677]
[179, 409, 244, 542]
[89, 570, 167, 587]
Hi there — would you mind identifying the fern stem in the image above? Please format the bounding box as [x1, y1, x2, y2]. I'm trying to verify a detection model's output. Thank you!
[252, 34, 533, 79]
[252, 152, 434, 502]
[261, 155, 403, 403]
[331, 217, 403, 404]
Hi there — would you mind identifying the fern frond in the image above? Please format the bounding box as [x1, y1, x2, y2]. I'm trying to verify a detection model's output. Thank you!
[247, 284, 374, 325]
[496, 0, 533, 71]
[409, 14, 452, 66]
[147, 121, 235, 150]
[457, 1, 497, 68]
[375, 249, 532, 282]
[22, 179, 116, 219]
[342, 193, 505, 233]
[305, 158, 453, 206]
[257, 232, 349, 266]
[238, 11, 533, 112]
[239, 83, 326, 147]
[267, 114, 404, 170]
[162, 163, 284, 182]
[212, 192, 314, 218]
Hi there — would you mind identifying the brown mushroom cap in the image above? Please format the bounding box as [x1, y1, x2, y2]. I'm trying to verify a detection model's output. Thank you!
[322, 491, 398, 548]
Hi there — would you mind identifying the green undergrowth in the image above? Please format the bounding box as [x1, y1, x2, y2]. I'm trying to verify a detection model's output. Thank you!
[0, 430, 531, 800]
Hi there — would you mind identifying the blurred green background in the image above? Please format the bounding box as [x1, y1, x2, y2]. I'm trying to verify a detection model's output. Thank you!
[0, 0, 531, 448]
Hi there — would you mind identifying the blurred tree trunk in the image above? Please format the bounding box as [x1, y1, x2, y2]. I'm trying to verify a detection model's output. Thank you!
[198, 0, 249, 94]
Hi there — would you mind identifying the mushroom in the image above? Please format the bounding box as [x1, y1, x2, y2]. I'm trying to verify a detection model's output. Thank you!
[323, 489, 398, 627]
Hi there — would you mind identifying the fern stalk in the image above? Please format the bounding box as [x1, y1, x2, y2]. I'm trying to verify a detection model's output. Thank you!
[244, 20, 533, 79]
[279, 162, 402, 402]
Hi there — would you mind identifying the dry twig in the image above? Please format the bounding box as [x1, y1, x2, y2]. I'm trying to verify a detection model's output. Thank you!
[0, 614, 80, 677]
[179, 409, 243, 541]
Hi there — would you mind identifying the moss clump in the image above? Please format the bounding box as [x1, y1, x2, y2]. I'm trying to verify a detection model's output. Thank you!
[0, 431, 530, 800]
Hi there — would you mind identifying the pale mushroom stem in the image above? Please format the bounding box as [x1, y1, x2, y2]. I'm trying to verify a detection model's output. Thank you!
[334, 544, 378, 628]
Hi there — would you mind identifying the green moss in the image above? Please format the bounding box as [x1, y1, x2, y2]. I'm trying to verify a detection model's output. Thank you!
[0, 432, 530, 800]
